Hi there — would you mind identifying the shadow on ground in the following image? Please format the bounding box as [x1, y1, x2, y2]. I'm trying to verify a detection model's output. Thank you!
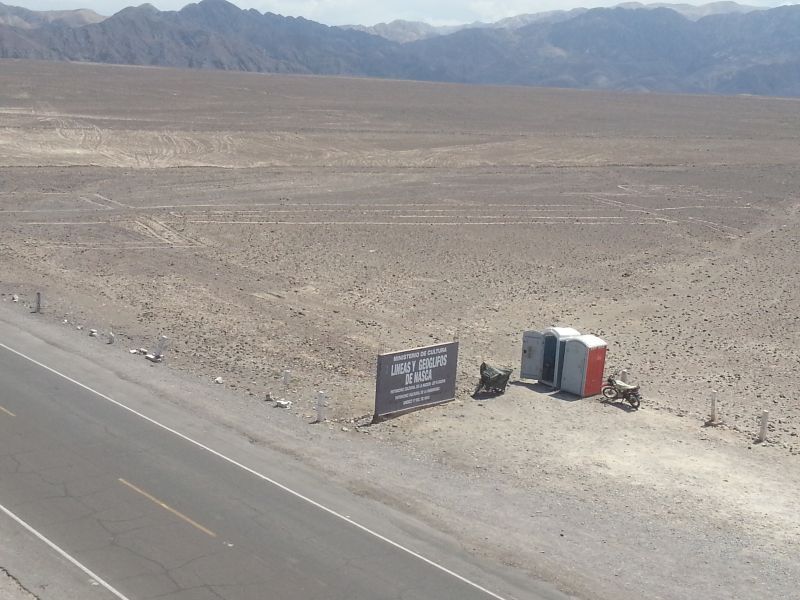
[509, 380, 581, 402]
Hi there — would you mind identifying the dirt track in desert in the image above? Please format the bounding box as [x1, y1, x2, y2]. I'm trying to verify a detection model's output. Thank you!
[1, 59, 799, 600]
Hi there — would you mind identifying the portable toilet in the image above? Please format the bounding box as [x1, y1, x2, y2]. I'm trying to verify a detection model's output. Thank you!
[539, 326, 581, 388]
[560, 334, 608, 398]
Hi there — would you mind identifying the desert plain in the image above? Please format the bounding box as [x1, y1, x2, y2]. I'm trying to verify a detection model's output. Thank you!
[1, 59, 799, 600]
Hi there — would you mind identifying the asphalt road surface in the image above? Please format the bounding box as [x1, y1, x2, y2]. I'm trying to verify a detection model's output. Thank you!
[0, 315, 556, 600]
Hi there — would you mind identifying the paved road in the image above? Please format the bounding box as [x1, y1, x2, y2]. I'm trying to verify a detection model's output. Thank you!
[0, 317, 549, 600]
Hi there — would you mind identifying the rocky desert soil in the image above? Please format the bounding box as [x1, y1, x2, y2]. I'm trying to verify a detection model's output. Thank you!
[1, 59, 799, 600]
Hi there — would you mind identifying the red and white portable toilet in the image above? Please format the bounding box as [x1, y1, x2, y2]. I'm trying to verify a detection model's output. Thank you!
[560, 334, 608, 398]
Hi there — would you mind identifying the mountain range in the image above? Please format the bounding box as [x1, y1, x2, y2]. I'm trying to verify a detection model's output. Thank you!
[342, 2, 761, 43]
[1, 0, 799, 97]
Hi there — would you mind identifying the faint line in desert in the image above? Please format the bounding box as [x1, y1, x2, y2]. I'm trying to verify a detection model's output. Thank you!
[144, 202, 587, 210]
[197, 207, 594, 215]
[656, 205, 762, 211]
[20, 221, 113, 226]
[79, 196, 112, 210]
[0, 406, 16, 417]
[34, 244, 196, 250]
[118, 478, 217, 538]
[198, 214, 632, 220]
[385, 215, 626, 219]
[95, 193, 131, 208]
[683, 217, 743, 233]
[187, 219, 665, 226]
[587, 193, 650, 211]
[0, 208, 120, 214]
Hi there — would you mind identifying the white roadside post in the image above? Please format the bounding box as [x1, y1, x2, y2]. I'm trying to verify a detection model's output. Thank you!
[710, 389, 718, 423]
[757, 410, 769, 443]
[155, 335, 168, 359]
[315, 390, 326, 423]
[282, 369, 291, 400]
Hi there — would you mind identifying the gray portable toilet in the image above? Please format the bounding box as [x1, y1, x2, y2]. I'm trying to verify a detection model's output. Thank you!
[520, 330, 545, 380]
[539, 326, 580, 389]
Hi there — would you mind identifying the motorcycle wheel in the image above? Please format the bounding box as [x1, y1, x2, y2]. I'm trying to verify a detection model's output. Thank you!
[601, 386, 617, 400]
[628, 395, 641, 409]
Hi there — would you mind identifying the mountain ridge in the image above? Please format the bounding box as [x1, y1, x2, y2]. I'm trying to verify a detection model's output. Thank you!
[1, 0, 799, 97]
[341, 2, 761, 43]
[0, 1, 105, 29]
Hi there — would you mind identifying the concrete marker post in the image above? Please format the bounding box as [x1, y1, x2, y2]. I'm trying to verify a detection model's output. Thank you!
[315, 390, 326, 424]
[282, 369, 291, 400]
[710, 389, 718, 423]
[155, 335, 168, 359]
[757, 410, 769, 443]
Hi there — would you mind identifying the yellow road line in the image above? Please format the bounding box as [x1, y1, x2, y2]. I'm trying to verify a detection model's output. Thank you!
[117, 478, 216, 538]
[0, 406, 16, 417]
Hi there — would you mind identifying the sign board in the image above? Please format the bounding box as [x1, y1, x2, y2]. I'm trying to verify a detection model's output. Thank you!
[374, 341, 459, 419]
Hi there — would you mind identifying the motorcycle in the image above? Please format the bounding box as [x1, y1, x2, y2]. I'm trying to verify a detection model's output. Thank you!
[601, 376, 642, 409]
[474, 362, 513, 396]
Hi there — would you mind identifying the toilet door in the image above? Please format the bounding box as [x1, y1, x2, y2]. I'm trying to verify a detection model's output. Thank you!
[560, 342, 585, 396]
[520, 331, 544, 380]
[584, 347, 607, 396]
[541, 334, 557, 384]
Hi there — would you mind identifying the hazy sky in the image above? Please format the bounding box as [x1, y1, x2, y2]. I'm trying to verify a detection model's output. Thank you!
[7, 0, 792, 26]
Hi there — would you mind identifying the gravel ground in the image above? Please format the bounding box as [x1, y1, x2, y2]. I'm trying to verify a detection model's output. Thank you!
[1, 59, 799, 599]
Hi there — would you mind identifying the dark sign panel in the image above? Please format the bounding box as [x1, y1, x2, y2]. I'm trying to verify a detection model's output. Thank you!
[374, 341, 459, 419]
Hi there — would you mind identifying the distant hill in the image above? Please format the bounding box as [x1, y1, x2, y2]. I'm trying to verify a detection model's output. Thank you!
[341, 2, 760, 43]
[615, 1, 760, 20]
[341, 20, 452, 44]
[0, 2, 104, 29]
[1, 0, 799, 97]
